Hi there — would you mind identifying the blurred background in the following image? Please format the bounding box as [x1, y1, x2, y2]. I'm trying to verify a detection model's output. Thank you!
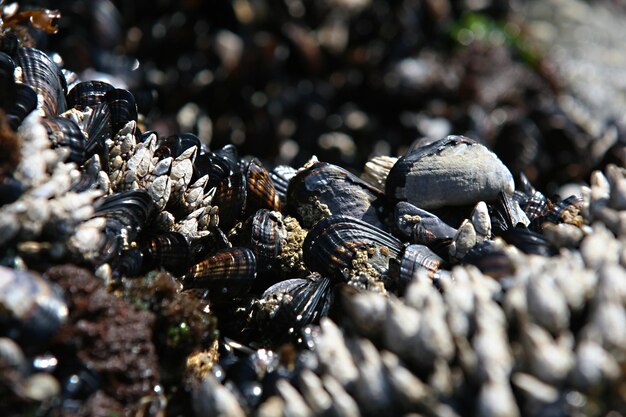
[27, 0, 626, 193]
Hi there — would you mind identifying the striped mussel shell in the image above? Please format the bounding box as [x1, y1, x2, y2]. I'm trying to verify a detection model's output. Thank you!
[389, 243, 445, 292]
[239, 209, 288, 273]
[245, 158, 281, 218]
[15, 47, 67, 117]
[251, 274, 335, 345]
[287, 161, 387, 230]
[184, 247, 257, 299]
[213, 170, 247, 231]
[41, 116, 87, 163]
[270, 164, 297, 206]
[236, 209, 308, 285]
[512, 173, 548, 223]
[141, 231, 191, 276]
[214, 158, 280, 232]
[0, 266, 68, 346]
[303, 215, 403, 285]
[0, 52, 38, 129]
[93, 189, 156, 245]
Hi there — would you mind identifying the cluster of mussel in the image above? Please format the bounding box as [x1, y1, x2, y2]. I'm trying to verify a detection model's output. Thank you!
[0, 4, 624, 417]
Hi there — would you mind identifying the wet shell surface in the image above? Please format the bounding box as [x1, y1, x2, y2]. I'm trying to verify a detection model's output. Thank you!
[386, 135, 515, 210]
[287, 161, 387, 230]
[303, 214, 403, 288]
[1, 3, 625, 416]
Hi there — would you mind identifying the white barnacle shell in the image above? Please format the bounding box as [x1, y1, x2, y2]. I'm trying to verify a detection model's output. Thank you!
[170, 145, 197, 197]
[313, 318, 359, 387]
[471, 201, 491, 241]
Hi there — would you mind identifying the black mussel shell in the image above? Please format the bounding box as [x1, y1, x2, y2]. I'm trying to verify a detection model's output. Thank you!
[104, 88, 137, 134]
[42, 117, 87, 163]
[190, 226, 231, 265]
[393, 201, 457, 244]
[71, 154, 103, 192]
[61, 68, 80, 91]
[7, 84, 38, 130]
[155, 133, 201, 160]
[287, 161, 387, 230]
[389, 244, 445, 291]
[116, 247, 145, 277]
[66, 80, 114, 109]
[0, 177, 25, 206]
[16, 47, 67, 117]
[193, 144, 241, 190]
[303, 214, 402, 282]
[500, 226, 557, 257]
[462, 240, 514, 280]
[83, 102, 112, 164]
[184, 247, 257, 300]
[93, 189, 156, 243]
[490, 192, 530, 235]
[253, 274, 334, 344]
[0, 51, 38, 129]
[213, 159, 280, 232]
[142, 232, 191, 276]
[214, 171, 247, 232]
[0, 267, 68, 347]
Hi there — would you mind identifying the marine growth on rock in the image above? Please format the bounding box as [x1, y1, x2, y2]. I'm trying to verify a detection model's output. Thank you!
[0, 2, 625, 417]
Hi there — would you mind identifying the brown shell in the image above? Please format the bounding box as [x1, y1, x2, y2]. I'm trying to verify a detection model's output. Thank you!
[245, 158, 281, 217]
[184, 247, 257, 299]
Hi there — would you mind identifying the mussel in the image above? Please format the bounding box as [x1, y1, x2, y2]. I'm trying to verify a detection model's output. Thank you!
[250, 274, 335, 344]
[287, 161, 387, 230]
[389, 244, 446, 292]
[0, 266, 68, 346]
[184, 247, 257, 300]
[303, 215, 403, 285]
[385, 135, 515, 210]
[214, 158, 281, 231]
[16, 47, 67, 117]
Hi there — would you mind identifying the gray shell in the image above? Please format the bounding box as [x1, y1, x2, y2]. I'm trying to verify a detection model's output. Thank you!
[386, 136, 514, 210]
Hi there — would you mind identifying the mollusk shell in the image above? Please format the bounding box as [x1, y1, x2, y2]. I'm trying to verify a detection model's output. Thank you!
[253, 274, 334, 344]
[66, 80, 114, 109]
[385, 135, 515, 210]
[287, 161, 387, 230]
[16, 47, 67, 117]
[303, 214, 402, 284]
[0, 266, 68, 345]
[184, 247, 257, 299]
[393, 201, 457, 244]
[390, 244, 444, 290]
